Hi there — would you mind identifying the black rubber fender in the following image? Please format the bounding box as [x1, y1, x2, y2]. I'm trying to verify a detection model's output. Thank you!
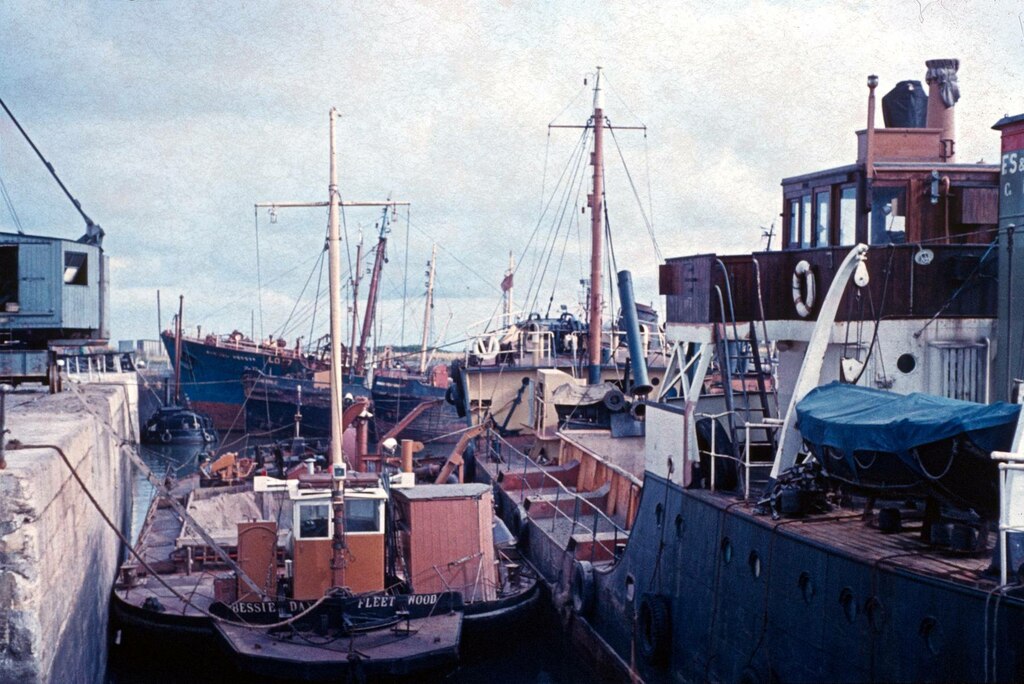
[571, 559, 595, 616]
[638, 593, 671, 666]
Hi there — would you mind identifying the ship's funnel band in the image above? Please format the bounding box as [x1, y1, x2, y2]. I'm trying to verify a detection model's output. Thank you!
[925, 59, 960, 108]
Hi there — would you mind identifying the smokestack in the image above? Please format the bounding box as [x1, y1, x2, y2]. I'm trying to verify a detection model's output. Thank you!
[925, 58, 960, 161]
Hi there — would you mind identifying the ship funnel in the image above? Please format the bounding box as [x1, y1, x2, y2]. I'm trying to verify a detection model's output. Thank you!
[925, 58, 960, 161]
[616, 270, 652, 396]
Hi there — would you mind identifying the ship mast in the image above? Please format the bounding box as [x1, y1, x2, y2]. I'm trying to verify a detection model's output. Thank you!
[503, 251, 515, 327]
[349, 237, 362, 371]
[356, 208, 390, 375]
[326, 108, 347, 589]
[587, 68, 605, 385]
[419, 244, 437, 374]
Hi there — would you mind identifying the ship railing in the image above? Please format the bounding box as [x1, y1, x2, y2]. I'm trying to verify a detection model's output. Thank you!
[701, 411, 782, 500]
[487, 430, 628, 563]
[994, 450, 1024, 586]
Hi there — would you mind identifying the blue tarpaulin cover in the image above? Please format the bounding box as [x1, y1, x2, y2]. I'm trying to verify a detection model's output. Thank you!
[796, 382, 1021, 456]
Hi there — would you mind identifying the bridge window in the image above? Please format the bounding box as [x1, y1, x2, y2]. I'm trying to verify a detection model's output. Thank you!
[871, 187, 907, 245]
[345, 498, 382, 533]
[297, 503, 330, 539]
[815, 190, 831, 246]
[800, 195, 812, 247]
[788, 199, 800, 246]
[839, 186, 857, 245]
[64, 252, 88, 285]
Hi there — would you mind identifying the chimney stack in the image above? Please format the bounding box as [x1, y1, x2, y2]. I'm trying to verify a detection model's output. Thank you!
[925, 58, 960, 161]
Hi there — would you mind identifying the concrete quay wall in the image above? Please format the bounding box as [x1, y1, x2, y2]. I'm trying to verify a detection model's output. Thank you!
[0, 386, 132, 684]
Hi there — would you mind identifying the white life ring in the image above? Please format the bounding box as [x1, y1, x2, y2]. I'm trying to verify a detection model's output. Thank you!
[474, 334, 500, 357]
[792, 260, 816, 318]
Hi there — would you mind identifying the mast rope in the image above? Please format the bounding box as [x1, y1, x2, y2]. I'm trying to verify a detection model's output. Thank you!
[609, 124, 661, 261]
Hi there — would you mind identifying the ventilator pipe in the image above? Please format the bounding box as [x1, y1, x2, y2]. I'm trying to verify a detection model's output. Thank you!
[617, 270, 653, 395]
[401, 439, 414, 474]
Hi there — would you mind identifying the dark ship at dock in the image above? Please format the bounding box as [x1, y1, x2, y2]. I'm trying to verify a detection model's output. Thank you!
[470, 60, 1024, 682]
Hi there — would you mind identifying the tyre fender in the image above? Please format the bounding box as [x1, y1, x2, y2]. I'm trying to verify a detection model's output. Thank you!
[571, 559, 595, 616]
[638, 593, 671, 666]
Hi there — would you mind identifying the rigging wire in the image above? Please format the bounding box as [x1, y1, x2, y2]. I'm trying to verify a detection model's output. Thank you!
[525, 127, 592, 316]
[609, 124, 662, 261]
[401, 205, 410, 347]
[0, 137, 24, 233]
[528, 134, 589, 315]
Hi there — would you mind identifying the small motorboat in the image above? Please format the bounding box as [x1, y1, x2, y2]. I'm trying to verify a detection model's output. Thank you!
[141, 405, 216, 445]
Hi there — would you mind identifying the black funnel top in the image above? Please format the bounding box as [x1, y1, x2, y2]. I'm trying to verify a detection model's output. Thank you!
[882, 80, 928, 128]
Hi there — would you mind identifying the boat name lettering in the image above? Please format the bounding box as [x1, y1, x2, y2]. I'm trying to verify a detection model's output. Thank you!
[287, 600, 315, 612]
[234, 601, 277, 614]
[357, 595, 396, 609]
[406, 593, 440, 606]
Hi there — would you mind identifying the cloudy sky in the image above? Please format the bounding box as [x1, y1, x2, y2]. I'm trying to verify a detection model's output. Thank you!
[1, 1, 1021, 352]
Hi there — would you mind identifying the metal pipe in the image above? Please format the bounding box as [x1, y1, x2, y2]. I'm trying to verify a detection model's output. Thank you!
[615, 270, 652, 395]
[0, 384, 10, 470]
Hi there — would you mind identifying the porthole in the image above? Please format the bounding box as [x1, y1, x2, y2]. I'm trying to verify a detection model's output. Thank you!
[674, 514, 685, 538]
[748, 551, 761, 579]
[651, 376, 661, 386]
[721, 538, 733, 564]
[798, 572, 815, 604]
[919, 616, 942, 655]
[897, 353, 917, 374]
[839, 587, 858, 623]
[866, 596, 887, 633]
[625, 575, 635, 602]
[655, 503, 664, 527]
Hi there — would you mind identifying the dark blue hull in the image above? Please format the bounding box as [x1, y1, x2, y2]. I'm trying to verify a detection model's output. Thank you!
[372, 373, 463, 443]
[581, 474, 1023, 683]
[161, 332, 311, 430]
[243, 371, 371, 438]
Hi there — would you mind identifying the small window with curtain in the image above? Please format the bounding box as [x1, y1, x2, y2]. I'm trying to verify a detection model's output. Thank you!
[815, 190, 830, 246]
[839, 187, 857, 245]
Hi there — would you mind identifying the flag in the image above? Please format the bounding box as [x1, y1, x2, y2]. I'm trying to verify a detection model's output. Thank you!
[501, 273, 513, 292]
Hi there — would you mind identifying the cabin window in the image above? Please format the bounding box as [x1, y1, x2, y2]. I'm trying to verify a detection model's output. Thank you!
[839, 187, 857, 245]
[815, 190, 831, 247]
[64, 251, 88, 285]
[297, 503, 330, 539]
[870, 187, 907, 245]
[0, 246, 17, 307]
[345, 498, 381, 533]
[800, 195, 812, 247]
[788, 199, 800, 246]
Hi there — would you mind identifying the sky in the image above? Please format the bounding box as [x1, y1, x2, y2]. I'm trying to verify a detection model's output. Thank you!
[1, 1, 1022, 353]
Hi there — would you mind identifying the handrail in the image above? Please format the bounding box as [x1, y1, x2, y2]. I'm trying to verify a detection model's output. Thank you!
[488, 431, 628, 558]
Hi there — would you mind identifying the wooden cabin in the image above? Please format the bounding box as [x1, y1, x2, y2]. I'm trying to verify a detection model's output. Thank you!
[393, 484, 498, 603]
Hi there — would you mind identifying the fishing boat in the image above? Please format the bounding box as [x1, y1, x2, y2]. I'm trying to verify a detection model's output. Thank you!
[112, 110, 466, 681]
[474, 59, 1024, 682]
[455, 69, 669, 473]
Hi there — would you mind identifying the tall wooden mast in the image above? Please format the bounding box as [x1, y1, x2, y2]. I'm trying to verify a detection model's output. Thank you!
[326, 108, 347, 589]
[356, 208, 390, 375]
[587, 68, 605, 385]
[349, 238, 362, 371]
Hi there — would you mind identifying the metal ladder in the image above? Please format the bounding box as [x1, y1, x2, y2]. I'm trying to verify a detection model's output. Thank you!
[712, 258, 781, 496]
